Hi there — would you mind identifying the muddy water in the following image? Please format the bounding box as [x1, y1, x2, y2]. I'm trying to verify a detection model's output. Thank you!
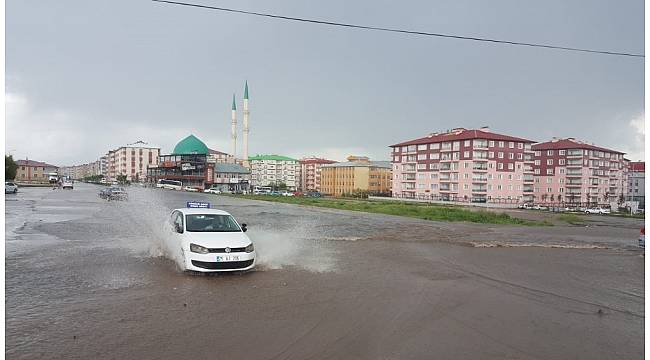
[5, 184, 644, 359]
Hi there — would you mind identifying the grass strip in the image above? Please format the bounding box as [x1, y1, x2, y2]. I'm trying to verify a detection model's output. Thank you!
[226, 195, 551, 226]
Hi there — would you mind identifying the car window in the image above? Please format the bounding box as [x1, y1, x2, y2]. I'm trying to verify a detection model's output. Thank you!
[185, 214, 241, 232]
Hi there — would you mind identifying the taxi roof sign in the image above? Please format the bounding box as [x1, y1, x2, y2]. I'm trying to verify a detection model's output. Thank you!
[187, 201, 211, 209]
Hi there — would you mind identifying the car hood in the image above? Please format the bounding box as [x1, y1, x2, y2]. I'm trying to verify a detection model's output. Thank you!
[184, 231, 251, 248]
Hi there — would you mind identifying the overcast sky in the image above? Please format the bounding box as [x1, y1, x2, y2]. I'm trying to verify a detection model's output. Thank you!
[6, 0, 645, 166]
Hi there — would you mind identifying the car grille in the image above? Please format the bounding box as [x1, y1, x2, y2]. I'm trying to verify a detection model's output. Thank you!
[207, 247, 247, 253]
[191, 260, 254, 270]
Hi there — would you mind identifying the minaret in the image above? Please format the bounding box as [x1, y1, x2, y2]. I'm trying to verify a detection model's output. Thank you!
[231, 94, 237, 159]
[242, 81, 250, 167]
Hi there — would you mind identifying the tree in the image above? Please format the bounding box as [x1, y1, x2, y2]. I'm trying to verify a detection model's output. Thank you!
[117, 174, 129, 185]
[5, 155, 18, 180]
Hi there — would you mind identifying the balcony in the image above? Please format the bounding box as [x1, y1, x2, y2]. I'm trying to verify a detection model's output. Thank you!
[472, 165, 488, 171]
[566, 171, 582, 177]
[403, 175, 416, 181]
[472, 176, 488, 182]
[566, 190, 582, 195]
[566, 161, 583, 168]
[523, 187, 534, 193]
[472, 186, 487, 192]
[523, 175, 534, 182]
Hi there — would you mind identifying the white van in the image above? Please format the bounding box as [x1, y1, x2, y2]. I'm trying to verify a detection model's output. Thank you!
[157, 179, 183, 190]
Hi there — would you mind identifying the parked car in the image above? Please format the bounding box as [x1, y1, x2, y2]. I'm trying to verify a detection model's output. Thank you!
[62, 180, 74, 190]
[203, 188, 222, 194]
[184, 186, 199, 192]
[585, 207, 610, 214]
[281, 191, 294, 197]
[5, 181, 18, 194]
[270, 191, 282, 196]
[293, 191, 303, 197]
[306, 191, 322, 198]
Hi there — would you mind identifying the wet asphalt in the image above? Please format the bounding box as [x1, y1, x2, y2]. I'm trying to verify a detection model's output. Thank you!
[5, 183, 645, 359]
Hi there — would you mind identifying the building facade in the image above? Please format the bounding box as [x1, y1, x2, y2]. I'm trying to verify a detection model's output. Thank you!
[531, 138, 627, 205]
[320, 156, 391, 197]
[299, 157, 337, 192]
[390, 128, 535, 203]
[212, 163, 251, 192]
[208, 149, 237, 164]
[108, 141, 160, 182]
[249, 155, 299, 190]
[626, 161, 644, 209]
[147, 135, 214, 189]
[16, 159, 59, 183]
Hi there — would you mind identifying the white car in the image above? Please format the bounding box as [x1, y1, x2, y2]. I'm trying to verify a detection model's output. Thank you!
[5, 181, 18, 194]
[184, 186, 199, 192]
[585, 207, 610, 214]
[281, 191, 295, 197]
[169, 202, 256, 272]
[203, 188, 222, 194]
[62, 180, 74, 189]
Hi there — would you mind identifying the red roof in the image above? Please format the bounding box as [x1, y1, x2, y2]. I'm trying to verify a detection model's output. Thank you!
[16, 159, 58, 168]
[208, 148, 229, 156]
[630, 161, 645, 172]
[532, 139, 624, 154]
[300, 158, 337, 165]
[390, 128, 535, 147]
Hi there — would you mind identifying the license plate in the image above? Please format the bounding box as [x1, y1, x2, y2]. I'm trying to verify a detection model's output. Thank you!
[216, 255, 240, 262]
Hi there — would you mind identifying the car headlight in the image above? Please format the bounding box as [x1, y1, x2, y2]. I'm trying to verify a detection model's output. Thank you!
[190, 243, 209, 254]
[245, 243, 254, 253]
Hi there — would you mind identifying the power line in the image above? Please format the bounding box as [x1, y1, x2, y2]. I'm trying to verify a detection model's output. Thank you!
[152, 0, 643, 59]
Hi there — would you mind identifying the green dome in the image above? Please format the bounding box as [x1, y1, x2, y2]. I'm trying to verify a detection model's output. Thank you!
[173, 134, 209, 155]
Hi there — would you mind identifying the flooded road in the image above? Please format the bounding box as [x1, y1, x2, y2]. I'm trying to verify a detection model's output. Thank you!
[6, 184, 644, 359]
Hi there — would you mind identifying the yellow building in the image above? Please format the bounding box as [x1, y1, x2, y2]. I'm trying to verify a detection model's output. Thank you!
[16, 159, 59, 183]
[320, 156, 392, 197]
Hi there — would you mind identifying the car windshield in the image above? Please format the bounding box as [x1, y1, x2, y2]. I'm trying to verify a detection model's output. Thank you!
[185, 214, 241, 232]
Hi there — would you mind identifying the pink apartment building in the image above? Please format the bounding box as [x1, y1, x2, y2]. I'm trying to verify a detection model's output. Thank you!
[299, 157, 337, 192]
[390, 127, 536, 203]
[531, 138, 627, 205]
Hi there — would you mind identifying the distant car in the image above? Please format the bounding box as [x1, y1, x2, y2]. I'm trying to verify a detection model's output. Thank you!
[281, 191, 294, 197]
[306, 191, 322, 198]
[517, 203, 532, 209]
[293, 191, 303, 197]
[585, 207, 610, 214]
[5, 181, 18, 194]
[639, 227, 645, 248]
[270, 191, 282, 196]
[107, 187, 128, 201]
[111, 181, 119, 185]
[203, 188, 222, 194]
[184, 186, 199, 192]
[99, 188, 112, 199]
[62, 180, 74, 190]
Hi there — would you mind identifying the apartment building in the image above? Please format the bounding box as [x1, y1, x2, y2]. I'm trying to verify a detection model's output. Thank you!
[626, 161, 645, 209]
[299, 157, 337, 192]
[320, 156, 391, 197]
[212, 163, 251, 192]
[531, 138, 626, 205]
[249, 155, 299, 190]
[108, 141, 160, 182]
[390, 127, 536, 203]
[15, 159, 59, 183]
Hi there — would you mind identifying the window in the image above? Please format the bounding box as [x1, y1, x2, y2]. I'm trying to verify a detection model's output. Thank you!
[417, 144, 428, 151]
[508, 163, 514, 170]
[517, 153, 523, 160]
[417, 154, 427, 160]
[508, 142, 514, 148]
[559, 168, 565, 174]
[558, 159, 565, 165]
[464, 184, 469, 190]
[546, 169, 553, 175]
[518, 143, 523, 149]
[534, 151, 541, 156]
[489, 141, 495, 147]
[498, 152, 504, 159]
[547, 159, 553, 165]
[464, 140, 471, 147]
[464, 162, 470, 168]
[464, 173, 469, 179]
[559, 188, 564, 193]
[431, 153, 440, 160]
[547, 178, 552, 183]
[499, 141, 504, 148]
[431, 143, 440, 150]
[464, 151, 470, 158]
[430, 173, 438, 179]
[547, 188, 553, 193]
[431, 184, 438, 189]
[417, 164, 426, 170]
[534, 160, 540, 166]
[547, 150, 554, 156]
[497, 185, 502, 190]
[508, 174, 513, 180]
[509, 153, 514, 159]
[489, 151, 494, 158]
[498, 163, 504, 170]
[535, 178, 540, 183]
[559, 178, 564, 184]
[534, 169, 540, 174]
[559, 150, 566, 155]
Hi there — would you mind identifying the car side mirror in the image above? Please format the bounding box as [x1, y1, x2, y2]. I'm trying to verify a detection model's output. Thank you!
[241, 223, 247, 232]
[175, 223, 184, 234]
